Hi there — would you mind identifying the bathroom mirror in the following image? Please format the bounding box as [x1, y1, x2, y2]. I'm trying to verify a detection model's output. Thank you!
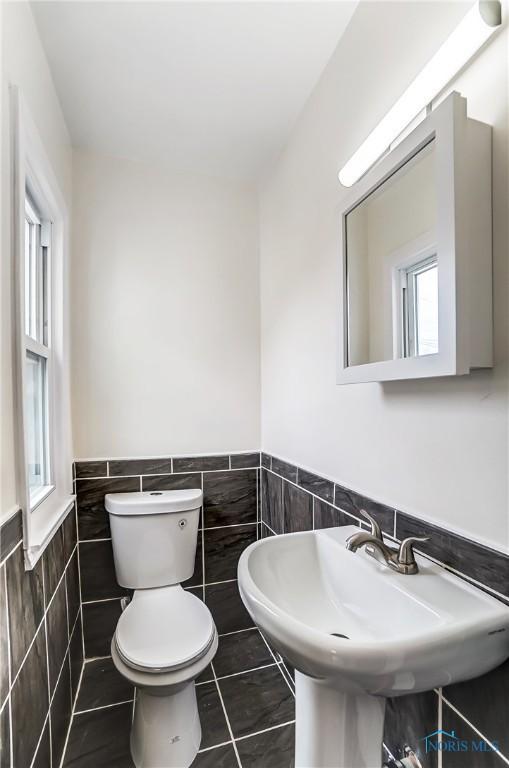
[338, 93, 493, 384]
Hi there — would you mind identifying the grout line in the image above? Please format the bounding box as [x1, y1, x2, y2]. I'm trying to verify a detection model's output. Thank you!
[75, 466, 259, 482]
[0, 539, 23, 568]
[73, 698, 135, 716]
[218, 627, 257, 638]
[257, 632, 295, 698]
[211, 663, 242, 768]
[28, 710, 51, 768]
[214, 663, 277, 682]
[440, 693, 509, 766]
[58, 655, 86, 768]
[42, 566, 53, 768]
[4, 568, 13, 767]
[203, 522, 258, 531]
[234, 719, 296, 743]
[81, 596, 124, 606]
[197, 740, 233, 754]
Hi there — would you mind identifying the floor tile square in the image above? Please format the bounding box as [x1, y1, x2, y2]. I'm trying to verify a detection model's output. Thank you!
[63, 702, 134, 767]
[213, 629, 273, 678]
[236, 723, 295, 768]
[219, 666, 294, 739]
[76, 658, 133, 712]
[192, 744, 238, 767]
[196, 681, 230, 749]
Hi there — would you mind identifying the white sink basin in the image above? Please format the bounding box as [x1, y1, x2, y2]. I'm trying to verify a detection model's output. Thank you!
[238, 526, 509, 768]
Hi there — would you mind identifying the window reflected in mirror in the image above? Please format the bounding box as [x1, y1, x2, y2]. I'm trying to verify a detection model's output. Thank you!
[345, 140, 438, 366]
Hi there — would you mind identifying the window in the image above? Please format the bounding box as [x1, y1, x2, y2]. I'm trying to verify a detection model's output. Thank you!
[24, 194, 52, 506]
[13, 88, 73, 566]
[400, 254, 439, 358]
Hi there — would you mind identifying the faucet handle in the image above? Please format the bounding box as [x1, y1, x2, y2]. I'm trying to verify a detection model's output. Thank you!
[358, 509, 383, 541]
[397, 536, 429, 568]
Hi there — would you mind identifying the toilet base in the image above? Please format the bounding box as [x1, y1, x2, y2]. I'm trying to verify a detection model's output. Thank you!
[130, 682, 201, 768]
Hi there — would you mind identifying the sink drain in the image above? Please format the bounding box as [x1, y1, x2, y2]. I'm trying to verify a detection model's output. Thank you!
[330, 633, 349, 639]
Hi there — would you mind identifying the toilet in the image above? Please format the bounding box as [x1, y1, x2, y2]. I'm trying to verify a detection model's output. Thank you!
[104, 488, 217, 768]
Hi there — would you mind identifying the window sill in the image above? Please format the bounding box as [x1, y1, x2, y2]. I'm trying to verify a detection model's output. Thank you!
[24, 494, 75, 570]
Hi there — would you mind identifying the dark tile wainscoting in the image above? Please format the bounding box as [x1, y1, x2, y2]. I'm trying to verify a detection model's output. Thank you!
[261, 452, 509, 768]
[0, 505, 84, 768]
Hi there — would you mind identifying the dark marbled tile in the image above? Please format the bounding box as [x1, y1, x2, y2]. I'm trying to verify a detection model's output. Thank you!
[6, 544, 44, 678]
[203, 470, 257, 528]
[384, 690, 438, 768]
[0, 566, 8, 707]
[66, 551, 81, 632]
[10, 624, 48, 768]
[396, 513, 509, 598]
[142, 472, 201, 493]
[334, 484, 395, 535]
[82, 599, 122, 658]
[205, 581, 254, 635]
[261, 453, 272, 469]
[261, 469, 283, 534]
[442, 702, 506, 768]
[261, 522, 275, 539]
[314, 499, 359, 530]
[183, 531, 203, 588]
[280, 659, 295, 683]
[43, 523, 66, 602]
[0, 509, 22, 561]
[32, 718, 51, 768]
[191, 744, 238, 767]
[76, 476, 140, 540]
[236, 722, 295, 768]
[109, 458, 172, 476]
[0, 699, 10, 768]
[219, 665, 294, 738]
[63, 702, 134, 767]
[75, 461, 108, 478]
[271, 458, 298, 483]
[213, 628, 273, 678]
[47, 578, 69, 694]
[63, 506, 78, 564]
[283, 482, 312, 533]
[174, 455, 229, 473]
[76, 658, 133, 712]
[69, 614, 84, 702]
[196, 682, 230, 749]
[296, 468, 334, 503]
[51, 651, 72, 768]
[196, 663, 214, 684]
[444, 659, 509, 758]
[230, 452, 260, 469]
[79, 540, 128, 602]
[204, 525, 257, 584]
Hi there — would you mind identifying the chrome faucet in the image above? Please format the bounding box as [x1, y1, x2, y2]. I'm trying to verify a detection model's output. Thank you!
[346, 509, 428, 575]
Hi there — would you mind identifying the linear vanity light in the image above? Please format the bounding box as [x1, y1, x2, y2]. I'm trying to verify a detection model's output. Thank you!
[338, 0, 502, 187]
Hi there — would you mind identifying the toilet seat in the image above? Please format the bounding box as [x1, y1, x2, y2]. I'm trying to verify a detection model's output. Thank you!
[115, 585, 215, 673]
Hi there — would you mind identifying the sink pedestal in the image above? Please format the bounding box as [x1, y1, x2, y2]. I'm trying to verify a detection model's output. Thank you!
[295, 672, 386, 768]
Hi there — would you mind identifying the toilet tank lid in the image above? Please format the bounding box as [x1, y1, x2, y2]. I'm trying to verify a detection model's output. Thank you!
[105, 489, 203, 516]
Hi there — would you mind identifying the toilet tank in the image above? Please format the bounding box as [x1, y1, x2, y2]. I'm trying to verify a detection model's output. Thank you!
[105, 489, 202, 589]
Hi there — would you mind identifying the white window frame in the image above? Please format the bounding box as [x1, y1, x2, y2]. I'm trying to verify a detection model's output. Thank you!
[12, 87, 74, 568]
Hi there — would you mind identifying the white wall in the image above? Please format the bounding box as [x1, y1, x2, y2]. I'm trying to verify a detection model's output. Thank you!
[71, 151, 260, 458]
[1, 2, 72, 520]
[259, 1, 509, 550]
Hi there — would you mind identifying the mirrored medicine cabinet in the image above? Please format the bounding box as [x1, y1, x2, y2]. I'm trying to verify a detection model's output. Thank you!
[337, 92, 493, 384]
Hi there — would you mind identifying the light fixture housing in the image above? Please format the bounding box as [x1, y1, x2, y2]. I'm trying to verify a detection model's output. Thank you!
[338, 0, 502, 188]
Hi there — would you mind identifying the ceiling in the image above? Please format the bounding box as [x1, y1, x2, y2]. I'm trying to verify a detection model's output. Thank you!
[32, 1, 358, 181]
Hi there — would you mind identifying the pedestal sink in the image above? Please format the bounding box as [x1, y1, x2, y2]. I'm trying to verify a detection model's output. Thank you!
[237, 526, 509, 768]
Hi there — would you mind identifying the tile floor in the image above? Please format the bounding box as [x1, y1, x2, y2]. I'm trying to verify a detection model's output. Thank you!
[62, 627, 296, 767]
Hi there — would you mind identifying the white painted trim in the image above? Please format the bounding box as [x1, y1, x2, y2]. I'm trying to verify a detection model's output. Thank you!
[337, 91, 492, 384]
[11, 86, 73, 568]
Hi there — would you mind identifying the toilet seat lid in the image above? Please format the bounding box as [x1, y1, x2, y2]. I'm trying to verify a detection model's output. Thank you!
[115, 586, 215, 672]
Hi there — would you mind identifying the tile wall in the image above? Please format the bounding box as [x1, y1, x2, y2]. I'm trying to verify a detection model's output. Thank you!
[260, 452, 509, 768]
[0, 505, 83, 768]
[74, 453, 261, 658]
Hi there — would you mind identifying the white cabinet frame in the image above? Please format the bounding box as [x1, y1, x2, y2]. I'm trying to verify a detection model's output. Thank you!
[337, 92, 492, 384]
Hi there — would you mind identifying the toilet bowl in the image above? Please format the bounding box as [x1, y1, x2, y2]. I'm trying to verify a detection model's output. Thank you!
[105, 489, 216, 768]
